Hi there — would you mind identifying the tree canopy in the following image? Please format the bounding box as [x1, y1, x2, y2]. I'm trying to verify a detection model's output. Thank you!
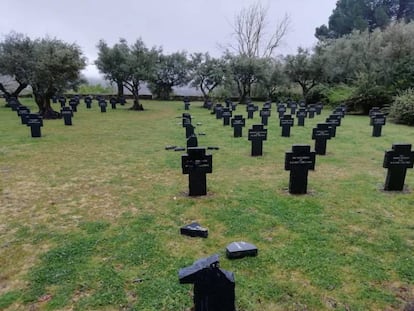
[0, 32, 86, 118]
[315, 0, 414, 40]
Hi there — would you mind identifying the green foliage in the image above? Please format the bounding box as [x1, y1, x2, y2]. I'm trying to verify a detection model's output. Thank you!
[0, 291, 21, 309]
[389, 88, 414, 125]
[75, 83, 113, 94]
[284, 48, 324, 103]
[324, 84, 356, 105]
[95, 38, 160, 109]
[315, 0, 414, 40]
[225, 53, 268, 104]
[190, 52, 225, 100]
[148, 51, 191, 100]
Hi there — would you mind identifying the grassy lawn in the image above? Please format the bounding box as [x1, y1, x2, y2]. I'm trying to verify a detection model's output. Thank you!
[0, 98, 413, 311]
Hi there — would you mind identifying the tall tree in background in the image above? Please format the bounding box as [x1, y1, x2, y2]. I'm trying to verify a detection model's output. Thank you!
[0, 32, 86, 118]
[30, 37, 86, 118]
[95, 38, 160, 110]
[190, 53, 225, 103]
[225, 54, 267, 104]
[284, 48, 324, 103]
[229, 2, 290, 58]
[148, 52, 190, 100]
[315, 0, 414, 40]
[0, 33, 32, 100]
[95, 39, 129, 99]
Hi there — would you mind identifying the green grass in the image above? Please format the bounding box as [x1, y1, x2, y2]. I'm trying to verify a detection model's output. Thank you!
[1, 98, 414, 310]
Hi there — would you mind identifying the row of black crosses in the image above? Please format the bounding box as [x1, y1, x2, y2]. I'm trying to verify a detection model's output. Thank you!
[180, 99, 414, 196]
[5, 95, 127, 138]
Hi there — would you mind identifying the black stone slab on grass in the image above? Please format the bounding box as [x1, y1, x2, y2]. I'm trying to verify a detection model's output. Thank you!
[180, 222, 208, 238]
[226, 241, 258, 259]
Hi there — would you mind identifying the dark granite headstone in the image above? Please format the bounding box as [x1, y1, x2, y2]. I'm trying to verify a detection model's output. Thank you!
[231, 115, 246, 137]
[307, 105, 316, 118]
[187, 134, 198, 148]
[260, 108, 271, 125]
[61, 107, 73, 126]
[226, 241, 258, 259]
[180, 222, 208, 238]
[99, 99, 107, 112]
[290, 102, 297, 115]
[315, 102, 323, 115]
[110, 97, 117, 109]
[26, 114, 43, 137]
[248, 124, 267, 156]
[277, 105, 286, 118]
[296, 108, 307, 126]
[179, 254, 235, 311]
[280, 114, 294, 137]
[184, 123, 195, 139]
[183, 97, 190, 110]
[68, 99, 78, 112]
[383, 144, 414, 191]
[222, 108, 232, 126]
[182, 147, 213, 196]
[325, 117, 339, 138]
[312, 123, 333, 155]
[246, 104, 258, 119]
[58, 96, 66, 107]
[215, 104, 223, 119]
[84, 96, 92, 109]
[285, 145, 316, 194]
[18, 107, 31, 124]
[370, 113, 386, 137]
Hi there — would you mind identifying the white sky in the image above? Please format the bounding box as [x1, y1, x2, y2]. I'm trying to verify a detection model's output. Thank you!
[1, 0, 337, 78]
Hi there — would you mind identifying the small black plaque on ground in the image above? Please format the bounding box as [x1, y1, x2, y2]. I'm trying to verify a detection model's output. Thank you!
[226, 241, 258, 259]
[180, 222, 208, 238]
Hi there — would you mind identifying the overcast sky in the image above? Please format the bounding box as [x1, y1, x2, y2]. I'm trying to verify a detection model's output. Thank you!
[1, 0, 337, 78]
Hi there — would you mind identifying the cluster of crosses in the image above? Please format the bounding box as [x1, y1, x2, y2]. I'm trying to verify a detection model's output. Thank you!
[175, 99, 413, 198]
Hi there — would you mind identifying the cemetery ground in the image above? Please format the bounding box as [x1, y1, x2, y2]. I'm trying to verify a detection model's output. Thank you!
[0, 99, 413, 311]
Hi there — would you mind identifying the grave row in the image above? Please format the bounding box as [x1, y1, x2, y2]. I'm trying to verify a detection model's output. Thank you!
[172, 103, 412, 196]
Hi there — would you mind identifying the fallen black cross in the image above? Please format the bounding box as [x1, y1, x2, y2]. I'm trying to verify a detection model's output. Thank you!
[180, 222, 208, 238]
[179, 254, 235, 311]
[226, 241, 258, 259]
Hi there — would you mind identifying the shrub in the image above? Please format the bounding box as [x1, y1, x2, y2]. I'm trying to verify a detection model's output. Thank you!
[389, 88, 414, 125]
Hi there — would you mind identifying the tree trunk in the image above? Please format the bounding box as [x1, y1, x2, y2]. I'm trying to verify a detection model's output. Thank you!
[34, 93, 61, 119]
[129, 86, 144, 111]
[0, 82, 28, 106]
[116, 80, 124, 98]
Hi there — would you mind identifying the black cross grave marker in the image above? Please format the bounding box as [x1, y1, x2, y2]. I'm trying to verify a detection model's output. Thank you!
[383, 144, 414, 191]
[26, 114, 43, 138]
[110, 97, 117, 109]
[280, 114, 294, 137]
[231, 115, 246, 137]
[179, 254, 235, 311]
[99, 99, 107, 112]
[296, 108, 307, 126]
[285, 145, 316, 194]
[222, 107, 232, 126]
[248, 124, 267, 156]
[277, 105, 286, 118]
[17, 106, 30, 125]
[215, 104, 223, 119]
[69, 98, 78, 112]
[84, 96, 92, 109]
[181, 147, 213, 196]
[370, 113, 386, 137]
[260, 108, 271, 125]
[246, 104, 258, 119]
[312, 123, 333, 155]
[61, 106, 74, 126]
[183, 97, 190, 110]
